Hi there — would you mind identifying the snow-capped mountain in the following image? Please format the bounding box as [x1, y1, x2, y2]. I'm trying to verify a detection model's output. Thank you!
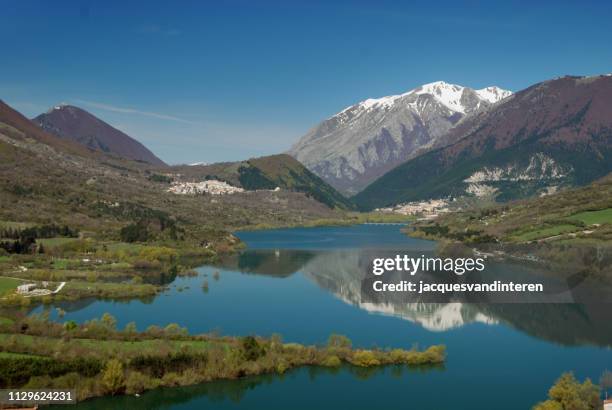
[288, 81, 512, 195]
[353, 75, 612, 210]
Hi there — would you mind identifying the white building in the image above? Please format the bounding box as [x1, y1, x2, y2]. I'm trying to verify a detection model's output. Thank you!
[17, 283, 37, 294]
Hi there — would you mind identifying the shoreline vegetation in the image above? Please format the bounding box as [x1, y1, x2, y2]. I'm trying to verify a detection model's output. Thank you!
[0, 214, 444, 404]
[0, 312, 445, 402]
[405, 175, 612, 277]
[0, 213, 413, 308]
[234, 211, 414, 231]
[533, 372, 603, 410]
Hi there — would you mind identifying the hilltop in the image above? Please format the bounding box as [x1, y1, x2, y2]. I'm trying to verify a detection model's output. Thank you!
[172, 154, 355, 210]
[34, 104, 166, 166]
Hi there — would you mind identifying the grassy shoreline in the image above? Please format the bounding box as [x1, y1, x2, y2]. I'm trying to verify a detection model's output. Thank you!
[0, 212, 412, 307]
[0, 313, 445, 402]
[235, 212, 414, 231]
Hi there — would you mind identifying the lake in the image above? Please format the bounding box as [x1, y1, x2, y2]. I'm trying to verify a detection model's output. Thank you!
[48, 224, 612, 409]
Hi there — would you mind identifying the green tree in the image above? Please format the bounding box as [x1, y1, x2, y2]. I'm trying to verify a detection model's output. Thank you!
[532, 400, 562, 410]
[241, 336, 265, 361]
[124, 322, 137, 335]
[102, 359, 125, 395]
[63, 320, 78, 331]
[101, 313, 117, 330]
[327, 334, 352, 350]
[534, 372, 601, 410]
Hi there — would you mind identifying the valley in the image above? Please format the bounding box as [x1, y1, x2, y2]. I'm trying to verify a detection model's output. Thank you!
[4, 4, 611, 409]
[0, 73, 610, 409]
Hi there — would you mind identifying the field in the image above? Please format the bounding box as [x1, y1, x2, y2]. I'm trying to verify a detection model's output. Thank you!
[570, 208, 612, 225]
[0, 221, 32, 230]
[0, 313, 445, 401]
[37, 237, 80, 248]
[0, 333, 213, 358]
[0, 277, 21, 296]
[408, 174, 612, 274]
[510, 224, 581, 242]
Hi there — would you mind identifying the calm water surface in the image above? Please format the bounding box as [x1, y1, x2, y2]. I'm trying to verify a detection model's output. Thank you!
[47, 225, 612, 409]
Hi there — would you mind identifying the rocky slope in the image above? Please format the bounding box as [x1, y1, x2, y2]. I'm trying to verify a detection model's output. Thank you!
[354, 75, 612, 210]
[34, 105, 166, 166]
[289, 81, 511, 195]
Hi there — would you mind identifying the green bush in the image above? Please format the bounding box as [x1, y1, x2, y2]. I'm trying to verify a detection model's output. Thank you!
[349, 350, 380, 367]
[101, 359, 125, 395]
[327, 334, 352, 350]
[125, 371, 157, 394]
[120, 223, 149, 243]
[241, 336, 266, 361]
[533, 372, 600, 410]
[0, 357, 102, 387]
[321, 355, 341, 367]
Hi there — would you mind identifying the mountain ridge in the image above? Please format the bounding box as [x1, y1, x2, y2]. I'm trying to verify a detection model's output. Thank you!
[289, 81, 512, 195]
[34, 104, 166, 166]
[353, 75, 612, 210]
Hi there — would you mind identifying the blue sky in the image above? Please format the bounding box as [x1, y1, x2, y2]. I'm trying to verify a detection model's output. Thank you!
[2, 0, 611, 164]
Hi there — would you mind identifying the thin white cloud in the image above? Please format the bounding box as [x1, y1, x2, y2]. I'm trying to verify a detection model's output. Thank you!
[74, 99, 196, 124]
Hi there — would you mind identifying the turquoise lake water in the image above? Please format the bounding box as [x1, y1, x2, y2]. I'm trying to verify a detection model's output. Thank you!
[47, 224, 612, 409]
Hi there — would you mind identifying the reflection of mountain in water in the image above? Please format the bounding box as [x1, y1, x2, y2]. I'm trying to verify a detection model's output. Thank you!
[216, 248, 612, 347]
[216, 250, 316, 278]
[298, 250, 498, 331]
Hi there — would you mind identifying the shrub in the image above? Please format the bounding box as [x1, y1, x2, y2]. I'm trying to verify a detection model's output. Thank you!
[533, 372, 600, 410]
[241, 336, 265, 361]
[164, 323, 188, 337]
[276, 361, 288, 374]
[101, 359, 125, 395]
[0, 357, 102, 387]
[101, 313, 117, 331]
[125, 371, 157, 394]
[327, 334, 352, 350]
[130, 353, 207, 378]
[321, 355, 341, 367]
[120, 223, 149, 243]
[63, 321, 78, 331]
[349, 350, 380, 367]
[161, 372, 181, 386]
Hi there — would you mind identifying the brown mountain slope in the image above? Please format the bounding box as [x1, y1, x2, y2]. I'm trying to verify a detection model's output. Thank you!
[0, 100, 341, 237]
[438, 74, 612, 161]
[34, 105, 166, 166]
[0, 99, 94, 157]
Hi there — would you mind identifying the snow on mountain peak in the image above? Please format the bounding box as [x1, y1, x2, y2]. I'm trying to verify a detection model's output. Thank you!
[414, 81, 468, 113]
[47, 103, 69, 114]
[475, 86, 513, 104]
[336, 81, 512, 119]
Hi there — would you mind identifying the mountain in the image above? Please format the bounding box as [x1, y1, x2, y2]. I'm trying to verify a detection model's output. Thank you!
[0, 99, 342, 236]
[0, 99, 96, 158]
[354, 75, 612, 210]
[173, 154, 355, 210]
[288, 81, 512, 195]
[34, 104, 166, 166]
